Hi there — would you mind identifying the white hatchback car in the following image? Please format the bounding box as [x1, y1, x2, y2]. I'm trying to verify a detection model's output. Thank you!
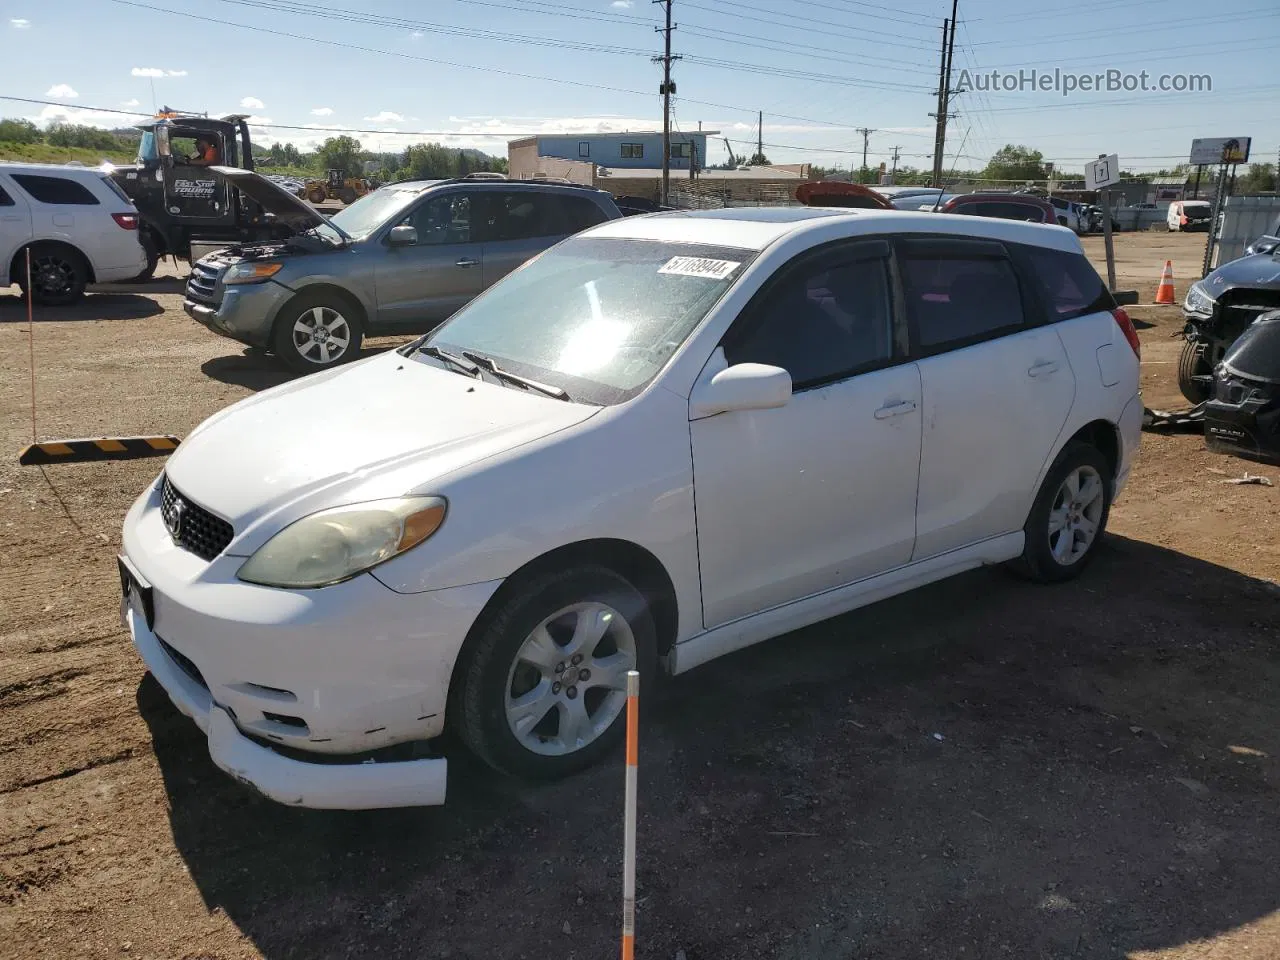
[119, 208, 1143, 809]
[0, 162, 147, 303]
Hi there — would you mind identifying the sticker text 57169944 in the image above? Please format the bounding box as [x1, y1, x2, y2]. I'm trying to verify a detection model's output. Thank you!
[658, 256, 741, 280]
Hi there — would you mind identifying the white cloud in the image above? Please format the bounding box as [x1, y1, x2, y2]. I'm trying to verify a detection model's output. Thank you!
[11, 18, 31, 28]
[131, 66, 187, 77]
[45, 84, 78, 99]
[310, 106, 334, 117]
[410, 30, 423, 39]
[611, 1, 633, 7]
[122, 98, 140, 107]
[240, 96, 265, 109]
[363, 110, 403, 123]
[31, 104, 133, 130]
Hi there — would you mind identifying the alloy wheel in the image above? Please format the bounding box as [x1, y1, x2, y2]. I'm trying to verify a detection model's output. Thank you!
[32, 255, 75, 298]
[291, 306, 352, 365]
[504, 601, 637, 756]
[1047, 465, 1105, 566]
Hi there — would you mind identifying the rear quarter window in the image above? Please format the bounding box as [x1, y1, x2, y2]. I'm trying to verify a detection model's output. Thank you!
[12, 174, 100, 205]
[1016, 244, 1114, 320]
[0, 183, 13, 207]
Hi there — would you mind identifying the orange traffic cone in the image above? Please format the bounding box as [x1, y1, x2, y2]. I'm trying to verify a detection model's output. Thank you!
[1155, 260, 1176, 304]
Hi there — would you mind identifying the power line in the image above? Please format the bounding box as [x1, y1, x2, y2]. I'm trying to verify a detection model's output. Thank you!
[678, 0, 938, 51]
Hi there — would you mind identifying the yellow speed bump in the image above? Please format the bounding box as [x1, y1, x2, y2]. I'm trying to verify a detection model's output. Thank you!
[19, 435, 181, 466]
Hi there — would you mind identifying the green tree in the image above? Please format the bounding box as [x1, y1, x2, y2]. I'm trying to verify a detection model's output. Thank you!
[1238, 162, 1276, 194]
[456, 150, 471, 177]
[0, 118, 41, 144]
[316, 135, 362, 175]
[983, 144, 1049, 182]
[745, 151, 770, 166]
[45, 123, 125, 151]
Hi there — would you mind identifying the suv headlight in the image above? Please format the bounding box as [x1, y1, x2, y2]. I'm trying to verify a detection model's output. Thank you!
[224, 262, 284, 285]
[1184, 282, 1215, 315]
[237, 496, 447, 588]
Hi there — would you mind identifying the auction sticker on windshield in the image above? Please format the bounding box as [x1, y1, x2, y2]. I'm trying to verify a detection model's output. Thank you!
[658, 256, 741, 280]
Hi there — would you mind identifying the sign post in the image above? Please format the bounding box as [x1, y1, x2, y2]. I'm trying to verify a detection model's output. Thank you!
[1189, 138, 1251, 276]
[1086, 153, 1121, 292]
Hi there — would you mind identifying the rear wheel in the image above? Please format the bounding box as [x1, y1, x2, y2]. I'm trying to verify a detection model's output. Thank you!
[337, 187, 357, 204]
[307, 188, 327, 205]
[453, 566, 657, 780]
[18, 243, 88, 305]
[271, 292, 363, 373]
[1177, 339, 1214, 404]
[1009, 443, 1112, 583]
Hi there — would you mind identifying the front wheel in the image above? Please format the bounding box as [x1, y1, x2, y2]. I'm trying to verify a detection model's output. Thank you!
[1009, 443, 1112, 583]
[1177, 338, 1214, 404]
[453, 566, 658, 780]
[271, 293, 363, 373]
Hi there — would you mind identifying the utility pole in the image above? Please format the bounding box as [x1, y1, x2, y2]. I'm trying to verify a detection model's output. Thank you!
[856, 127, 875, 183]
[757, 110, 763, 162]
[929, 0, 960, 188]
[890, 145, 901, 184]
[654, 0, 679, 206]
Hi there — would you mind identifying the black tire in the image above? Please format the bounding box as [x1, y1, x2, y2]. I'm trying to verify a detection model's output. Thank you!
[270, 291, 364, 374]
[18, 243, 88, 306]
[337, 187, 357, 204]
[1177, 338, 1213, 404]
[130, 231, 161, 283]
[452, 565, 658, 780]
[307, 188, 327, 205]
[1009, 442, 1112, 583]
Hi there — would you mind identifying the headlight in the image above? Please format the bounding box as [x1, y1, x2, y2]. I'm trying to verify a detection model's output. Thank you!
[1184, 282, 1215, 315]
[237, 496, 446, 588]
[224, 261, 284, 285]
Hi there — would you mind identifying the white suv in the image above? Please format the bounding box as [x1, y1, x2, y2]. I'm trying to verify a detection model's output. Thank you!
[119, 208, 1143, 809]
[0, 162, 147, 304]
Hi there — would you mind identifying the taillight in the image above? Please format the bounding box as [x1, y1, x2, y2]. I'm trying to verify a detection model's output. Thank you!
[112, 212, 139, 230]
[1112, 307, 1141, 359]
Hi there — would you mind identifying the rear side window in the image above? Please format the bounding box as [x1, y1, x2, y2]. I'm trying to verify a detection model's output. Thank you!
[1019, 245, 1113, 320]
[899, 244, 1025, 352]
[11, 174, 99, 205]
[978, 201, 1049, 223]
[0, 183, 13, 206]
[484, 191, 600, 241]
[555, 194, 611, 234]
[100, 174, 134, 205]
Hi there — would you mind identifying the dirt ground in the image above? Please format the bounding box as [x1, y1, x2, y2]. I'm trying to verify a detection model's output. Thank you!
[1, 229, 1277, 960]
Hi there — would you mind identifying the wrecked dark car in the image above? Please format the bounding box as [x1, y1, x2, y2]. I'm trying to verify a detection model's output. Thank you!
[1204, 309, 1280, 464]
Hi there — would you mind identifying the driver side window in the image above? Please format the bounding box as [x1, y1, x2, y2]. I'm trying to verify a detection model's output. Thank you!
[404, 194, 473, 245]
[724, 250, 893, 390]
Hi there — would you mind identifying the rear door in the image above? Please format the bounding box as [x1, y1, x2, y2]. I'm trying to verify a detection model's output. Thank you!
[479, 190, 610, 287]
[373, 190, 484, 328]
[0, 176, 32, 284]
[900, 237, 1075, 560]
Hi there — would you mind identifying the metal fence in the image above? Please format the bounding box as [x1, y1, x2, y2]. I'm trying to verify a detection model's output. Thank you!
[668, 182, 801, 210]
[1215, 195, 1280, 267]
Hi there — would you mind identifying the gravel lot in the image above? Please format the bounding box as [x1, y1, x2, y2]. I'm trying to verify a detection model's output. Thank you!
[1, 229, 1277, 960]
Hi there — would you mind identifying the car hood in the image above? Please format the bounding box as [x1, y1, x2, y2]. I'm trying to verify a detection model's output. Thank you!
[1203, 253, 1280, 295]
[210, 165, 331, 232]
[163, 353, 598, 551]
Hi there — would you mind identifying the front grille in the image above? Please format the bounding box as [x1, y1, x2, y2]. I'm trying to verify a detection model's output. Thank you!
[185, 261, 221, 305]
[161, 475, 234, 561]
[158, 637, 208, 690]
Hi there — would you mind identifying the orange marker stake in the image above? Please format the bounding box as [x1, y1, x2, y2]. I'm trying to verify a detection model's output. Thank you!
[622, 669, 639, 960]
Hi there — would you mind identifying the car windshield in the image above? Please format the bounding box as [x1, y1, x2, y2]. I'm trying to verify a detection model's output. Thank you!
[423, 237, 757, 405]
[329, 186, 427, 239]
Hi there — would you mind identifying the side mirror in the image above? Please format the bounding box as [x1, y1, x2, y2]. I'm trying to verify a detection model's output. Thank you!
[388, 224, 418, 247]
[690, 363, 792, 419]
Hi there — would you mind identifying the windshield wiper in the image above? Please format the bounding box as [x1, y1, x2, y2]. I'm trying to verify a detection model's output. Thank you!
[461, 351, 570, 401]
[417, 344, 481, 377]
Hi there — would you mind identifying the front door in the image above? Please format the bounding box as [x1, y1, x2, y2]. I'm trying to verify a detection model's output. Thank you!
[690, 241, 923, 628]
[897, 237, 1076, 560]
[374, 190, 485, 328]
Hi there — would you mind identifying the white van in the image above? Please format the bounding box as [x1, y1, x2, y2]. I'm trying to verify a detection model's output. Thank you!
[1167, 199, 1212, 232]
[0, 162, 147, 304]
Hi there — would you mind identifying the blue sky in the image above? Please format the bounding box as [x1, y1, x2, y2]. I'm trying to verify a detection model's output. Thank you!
[3, 0, 1277, 174]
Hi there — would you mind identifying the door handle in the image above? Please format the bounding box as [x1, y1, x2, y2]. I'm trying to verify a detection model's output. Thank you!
[874, 400, 917, 420]
[1028, 360, 1059, 377]
[455, 257, 479, 267]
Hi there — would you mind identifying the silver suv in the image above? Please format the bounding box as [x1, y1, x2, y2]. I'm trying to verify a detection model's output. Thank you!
[184, 173, 623, 371]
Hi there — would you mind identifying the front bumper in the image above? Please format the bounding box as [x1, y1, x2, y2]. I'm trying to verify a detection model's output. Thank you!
[121, 477, 502, 809]
[184, 281, 292, 348]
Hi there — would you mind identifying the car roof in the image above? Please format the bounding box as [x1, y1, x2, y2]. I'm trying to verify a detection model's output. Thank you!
[584, 206, 1082, 253]
[393, 177, 611, 196]
[0, 161, 110, 177]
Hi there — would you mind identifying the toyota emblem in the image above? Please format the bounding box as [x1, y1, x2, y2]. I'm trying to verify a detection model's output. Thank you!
[164, 497, 186, 540]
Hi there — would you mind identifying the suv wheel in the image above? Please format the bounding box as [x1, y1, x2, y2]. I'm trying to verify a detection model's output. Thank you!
[272, 293, 363, 373]
[20, 244, 89, 306]
[1176, 339, 1214, 405]
[1009, 442, 1112, 583]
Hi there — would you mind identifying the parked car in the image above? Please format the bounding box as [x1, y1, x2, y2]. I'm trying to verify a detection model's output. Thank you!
[1168, 199, 1212, 232]
[939, 192, 1059, 224]
[183, 173, 622, 371]
[1046, 195, 1089, 233]
[120, 206, 1143, 809]
[1244, 213, 1280, 256]
[1203, 309, 1280, 464]
[1178, 249, 1280, 402]
[876, 186, 948, 210]
[0, 161, 147, 304]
